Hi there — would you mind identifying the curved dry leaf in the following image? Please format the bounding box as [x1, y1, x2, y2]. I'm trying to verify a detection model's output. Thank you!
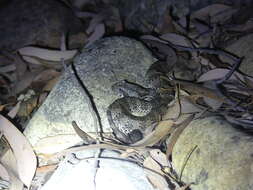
[160, 33, 191, 47]
[166, 115, 194, 157]
[85, 23, 105, 47]
[18, 47, 77, 62]
[180, 96, 202, 114]
[0, 115, 36, 187]
[33, 69, 61, 83]
[132, 120, 174, 147]
[42, 76, 60, 92]
[197, 68, 244, 82]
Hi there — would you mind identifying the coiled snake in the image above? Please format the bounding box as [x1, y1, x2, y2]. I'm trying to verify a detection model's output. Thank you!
[107, 61, 174, 144]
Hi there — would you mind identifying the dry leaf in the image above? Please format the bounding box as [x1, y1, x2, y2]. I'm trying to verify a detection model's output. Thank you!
[33, 69, 60, 83]
[166, 115, 194, 157]
[0, 115, 36, 187]
[160, 33, 191, 47]
[42, 76, 60, 92]
[197, 68, 244, 82]
[85, 23, 105, 47]
[132, 120, 174, 147]
[179, 96, 202, 114]
[18, 47, 77, 62]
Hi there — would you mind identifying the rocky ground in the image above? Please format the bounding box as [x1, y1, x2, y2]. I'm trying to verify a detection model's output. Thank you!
[1, 0, 253, 190]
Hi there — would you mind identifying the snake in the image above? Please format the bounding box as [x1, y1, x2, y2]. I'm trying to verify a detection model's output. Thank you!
[107, 61, 175, 144]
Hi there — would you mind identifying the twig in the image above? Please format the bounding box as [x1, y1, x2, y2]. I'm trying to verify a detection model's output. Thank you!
[179, 145, 198, 182]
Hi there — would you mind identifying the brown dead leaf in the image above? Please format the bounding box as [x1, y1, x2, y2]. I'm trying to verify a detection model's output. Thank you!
[132, 120, 174, 147]
[33, 69, 60, 83]
[42, 76, 60, 92]
[166, 115, 194, 157]
[0, 115, 36, 187]
[179, 96, 202, 114]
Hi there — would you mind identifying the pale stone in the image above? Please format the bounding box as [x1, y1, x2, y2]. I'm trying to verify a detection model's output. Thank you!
[172, 116, 253, 190]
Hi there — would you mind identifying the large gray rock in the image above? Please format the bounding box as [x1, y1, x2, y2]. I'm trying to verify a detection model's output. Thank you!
[24, 37, 156, 154]
[172, 116, 253, 190]
[41, 150, 156, 190]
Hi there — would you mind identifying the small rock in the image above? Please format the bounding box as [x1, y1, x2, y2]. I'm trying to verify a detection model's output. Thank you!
[172, 116, 253, 190]
[24, 37, 156, 154]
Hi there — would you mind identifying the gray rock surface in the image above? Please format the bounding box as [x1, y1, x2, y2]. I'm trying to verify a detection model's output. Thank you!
[172, 116, 253, 190]
[41, 150, 156, 190]
[24, 37, 156, 154]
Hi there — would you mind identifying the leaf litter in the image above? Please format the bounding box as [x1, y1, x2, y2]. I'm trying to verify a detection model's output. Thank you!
[1, 1, 253, 190]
